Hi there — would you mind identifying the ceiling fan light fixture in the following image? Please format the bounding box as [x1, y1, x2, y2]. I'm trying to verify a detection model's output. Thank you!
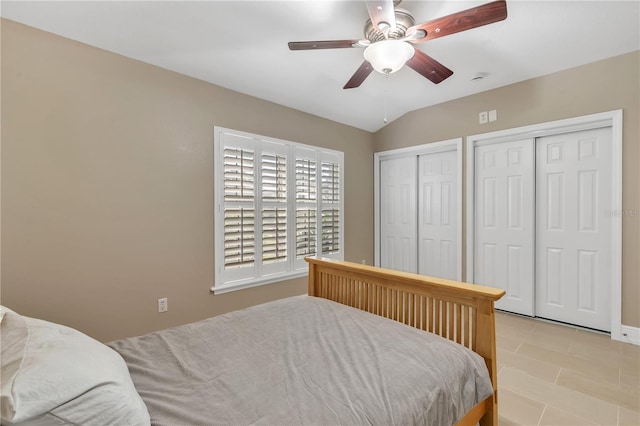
[363, 40, 415, 75]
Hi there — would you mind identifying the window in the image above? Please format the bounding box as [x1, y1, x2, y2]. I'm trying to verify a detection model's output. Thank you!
[214, 127, 343, 293]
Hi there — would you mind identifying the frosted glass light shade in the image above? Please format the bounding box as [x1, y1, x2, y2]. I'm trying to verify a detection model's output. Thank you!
[363, 40, 415, 74]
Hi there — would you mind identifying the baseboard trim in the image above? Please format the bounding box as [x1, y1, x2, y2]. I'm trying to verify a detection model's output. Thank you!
[617, 325, 640, 346]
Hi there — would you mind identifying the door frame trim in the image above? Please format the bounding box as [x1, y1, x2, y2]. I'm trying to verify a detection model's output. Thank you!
[465, 110, 623, 340]
[374, 138, 463, 280]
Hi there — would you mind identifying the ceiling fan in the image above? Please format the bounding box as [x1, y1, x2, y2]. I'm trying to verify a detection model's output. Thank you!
[288, 0, 507, 89]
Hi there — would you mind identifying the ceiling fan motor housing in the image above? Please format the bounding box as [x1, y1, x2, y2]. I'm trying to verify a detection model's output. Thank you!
[364, 8, 415, 42]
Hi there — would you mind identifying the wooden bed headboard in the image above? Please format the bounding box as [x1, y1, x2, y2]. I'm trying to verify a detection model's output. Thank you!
[305, 257, 505, 426]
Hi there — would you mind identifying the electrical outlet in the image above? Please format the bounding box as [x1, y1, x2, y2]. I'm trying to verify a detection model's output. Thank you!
[158, 297, 168, 313]
[479, 111, 488, 124]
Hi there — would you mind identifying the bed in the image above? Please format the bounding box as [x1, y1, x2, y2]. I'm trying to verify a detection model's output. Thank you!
[0, 257, 504, 426]
[302, 257, 505, 426]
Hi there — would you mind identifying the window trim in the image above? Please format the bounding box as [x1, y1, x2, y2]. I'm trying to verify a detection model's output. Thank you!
[213, 127, 344, 294]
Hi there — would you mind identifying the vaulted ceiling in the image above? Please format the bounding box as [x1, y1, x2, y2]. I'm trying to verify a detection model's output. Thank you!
[2, 1, 639, 132]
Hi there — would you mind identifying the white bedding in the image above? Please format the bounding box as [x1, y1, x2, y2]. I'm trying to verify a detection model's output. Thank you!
[0, 306, 150, 426]
[109, 295, 493, 425]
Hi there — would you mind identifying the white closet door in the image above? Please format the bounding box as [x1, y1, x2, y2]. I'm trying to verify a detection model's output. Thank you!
[536, 127, 612, 331]
[380, 157, 417, 273]
[418, 151, 457, 279]
[475, 139, 535, 315]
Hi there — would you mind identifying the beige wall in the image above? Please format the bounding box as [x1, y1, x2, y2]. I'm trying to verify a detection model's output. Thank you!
[0, 20, 375, 341]
[374, 51, 640, 328]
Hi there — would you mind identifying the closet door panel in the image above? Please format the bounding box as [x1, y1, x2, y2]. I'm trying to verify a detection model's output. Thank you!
[380, 157, 417, 273]
[474, 140, 535, 316]
[535, 127, 612, 331]
[418, 150, 458, 279]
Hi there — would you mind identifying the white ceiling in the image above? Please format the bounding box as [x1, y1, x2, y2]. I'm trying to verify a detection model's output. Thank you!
[2, 1, 639, 132]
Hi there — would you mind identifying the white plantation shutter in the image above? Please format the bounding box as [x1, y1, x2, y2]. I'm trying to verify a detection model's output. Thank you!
[320, 156, 341, 255]
[223, 145, 256, 276]
[224, 147, 255, 201]
[261, 152, 287, 201]
[214, 128, 343, 293]
[321, 209, 340, 254]
[262, 208, 287, 263]
[224, 208, 255, 267]
[321, 162, 340, 203]
[261, 147, 288, 274]
[295, 158, 317, 201]
[293, 148, 319, 269]
[295, 208, 317, 258]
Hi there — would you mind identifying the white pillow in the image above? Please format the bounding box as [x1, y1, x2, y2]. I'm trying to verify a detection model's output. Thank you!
[0, 307, 150, 425]
[0, 305, 15, 324]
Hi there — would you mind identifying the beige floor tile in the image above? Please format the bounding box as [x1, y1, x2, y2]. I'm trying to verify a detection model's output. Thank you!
[499, 367, 618, 425]
[619, 345, 639, 389]
[620, 341, 640, 361]
[497, 327, 533, 345]
[492, 313, 640, 426]
[523, 328, 575, 353]
[569, 339, 622, 364]
[620, 370, 639, 389]
[533, 320, 579, 339]
[498, 364, 505, 376]
[497, 388, 544, 426]
[497, 347, 560, 383]
[496, 318, 535, 339]
[517, 342, 620, 385]
[618, 406, 640, 426]
[497, 334, 523, 353]
[556, 369, 640, 412]
[619, 353, 640, 377]
[496, 311, 538, 331]
[538, 406, 599, 426]
[574, 328, 623, 352]
[498, 415, 522, 426]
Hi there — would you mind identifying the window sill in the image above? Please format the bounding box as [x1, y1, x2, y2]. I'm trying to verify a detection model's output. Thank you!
[211, 270, 308, 295]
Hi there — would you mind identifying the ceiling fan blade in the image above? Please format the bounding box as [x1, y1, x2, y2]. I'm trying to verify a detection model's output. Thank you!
[288, 40, 361, 50]
[405, 50, 453, 84]
[366, 0, 397, 32]
[406, 0, 507, 43]
[343, 61, 374, 89]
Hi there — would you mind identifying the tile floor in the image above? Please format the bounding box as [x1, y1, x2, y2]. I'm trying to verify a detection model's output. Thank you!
[495, 311, 640, 426]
